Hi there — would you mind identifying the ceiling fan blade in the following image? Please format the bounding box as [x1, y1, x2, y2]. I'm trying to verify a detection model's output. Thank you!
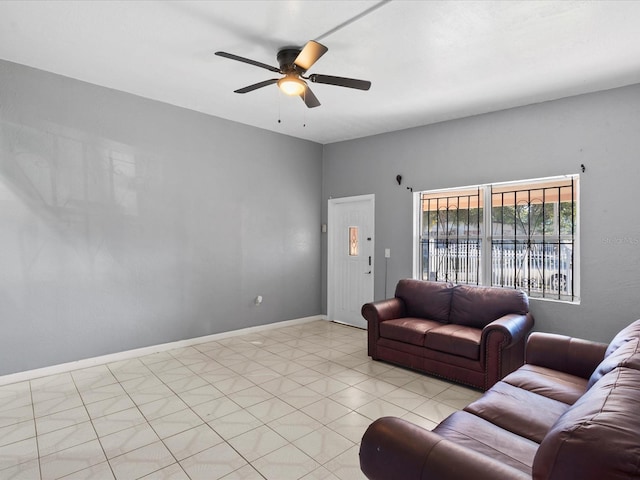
[215, 51, 281, 73]
[309, 74, 371, 91]
[300, 85, 321, 108]
[234, 79, 279, 94]
[294, 41, 328, 72]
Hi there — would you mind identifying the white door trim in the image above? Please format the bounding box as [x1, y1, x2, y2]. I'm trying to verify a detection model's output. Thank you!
[327, 194, 375, 328]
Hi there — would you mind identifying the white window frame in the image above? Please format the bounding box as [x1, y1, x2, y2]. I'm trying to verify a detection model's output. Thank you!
[413, 175, 580, 303]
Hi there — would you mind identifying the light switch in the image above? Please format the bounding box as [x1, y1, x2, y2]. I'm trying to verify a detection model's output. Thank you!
[385, 248, 391, 258]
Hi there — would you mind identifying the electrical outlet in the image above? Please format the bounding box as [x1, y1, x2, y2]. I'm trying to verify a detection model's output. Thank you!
[385, 248, 391, 258]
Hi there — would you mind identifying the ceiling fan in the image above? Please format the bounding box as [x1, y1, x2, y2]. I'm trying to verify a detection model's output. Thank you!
[215, 40, 371, 108]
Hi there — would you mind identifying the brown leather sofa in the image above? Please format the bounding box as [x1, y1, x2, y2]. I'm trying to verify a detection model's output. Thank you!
[362, 279, 534, 391]
[359, 319, 640, 480]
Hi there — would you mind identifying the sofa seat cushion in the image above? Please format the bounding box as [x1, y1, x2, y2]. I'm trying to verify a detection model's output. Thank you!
[464, 381, 570, 443]
[379, 318, 443, 347]
[434, 410, 538, 475]
[502, 364, 588, 405]
[534, 367, 640, 480]
[424, 324, 482, 360]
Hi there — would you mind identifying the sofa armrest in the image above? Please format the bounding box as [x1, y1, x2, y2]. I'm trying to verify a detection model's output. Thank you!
[525, 332, 607, 379]
[361, 298, 406, 324]
[481, 313, 535, 388]
[362, 298, 406, 359]
[360, 417, 529, 480]
[482, 313, 535, 348]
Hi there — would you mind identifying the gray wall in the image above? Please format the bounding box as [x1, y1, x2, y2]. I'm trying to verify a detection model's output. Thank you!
[0, 60, 323, 376]
[322, 84, 640, 343]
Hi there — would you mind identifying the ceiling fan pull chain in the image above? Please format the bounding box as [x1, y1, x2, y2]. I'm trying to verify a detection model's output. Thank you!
[277, 89, 282, 124]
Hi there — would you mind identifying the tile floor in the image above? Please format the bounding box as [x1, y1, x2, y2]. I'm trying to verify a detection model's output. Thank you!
[0, 320, 482, 480]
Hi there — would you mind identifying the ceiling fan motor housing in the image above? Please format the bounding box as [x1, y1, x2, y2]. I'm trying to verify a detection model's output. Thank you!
[277, 48, 303, 73]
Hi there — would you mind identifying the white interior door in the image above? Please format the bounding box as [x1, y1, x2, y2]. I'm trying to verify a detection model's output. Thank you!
[328, 194, 374, 328]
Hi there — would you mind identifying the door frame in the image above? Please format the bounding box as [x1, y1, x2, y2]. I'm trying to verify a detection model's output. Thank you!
[327, 194, 375, 326]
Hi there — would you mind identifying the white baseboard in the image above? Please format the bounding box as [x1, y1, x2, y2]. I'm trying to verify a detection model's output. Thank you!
[0, 315, 327, 386]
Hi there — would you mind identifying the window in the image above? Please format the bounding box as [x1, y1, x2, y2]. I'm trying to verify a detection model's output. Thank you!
[415, 175, 579, 302]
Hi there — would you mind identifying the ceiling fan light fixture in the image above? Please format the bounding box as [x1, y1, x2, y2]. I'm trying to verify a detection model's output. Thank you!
[278, 75, 305, 96]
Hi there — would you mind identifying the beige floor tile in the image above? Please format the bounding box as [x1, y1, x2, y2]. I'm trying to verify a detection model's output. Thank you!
[154, 366, 197, 385]
[176, 384, 224, 408]
[258, 377, 301, 396]
[164, 374, 209, 394]
[139, 462, 189, 479]
[355, 398, 409, 421]
[61, 461, 116, 479]
[0, 436, 38, 471]
[119, 375, 163, 394]
[208, 410, 263, 440]
[413, 398, 458, 423]
[352, 378, 397, 397]
[293, 426, 355, 465]
[300, 398, 351, 425]
[35, 406, 90, 435]
[128, 384, 176, 407]
[227, 385, 273, 408]
[384, 386, 430, 410]
[326, 411, 372, 444]
[108, 441, 174, 480]
[284, 367, 327, 386]
[33, 394, 84, 418]
[0, 382, 32, 412]
[138, 396, 188, 421]
[179, 442, 247, 480]
[228, 425, 288, 462]
[0, 458, 41, 480]
[37, 420, 97, 457]
[163, 424, 223, 461]
[324, 444, 368, 480]
[400, 411, 438, 431]
[403, 377, 452, 397]
[279, 385, 322, 409]
[246, 397, 296, 423]
[267, 410, 322, 442]
[218, 463, 264, 479]
[73, 373, 118, 393]
[0, 419, 35, 448]
[191, 397, 242, 423]
[252, 444, 319, 480]
[92, 407, 147, 437]
[78, 383, 126, 405]
[99, 422, 160, 459]
[85, 395, 136, 420]
[306, 378, 349, 396]
[148, 408, 203, 439]
[329, 386, 376, 410]
[300, 466, 341, 480]
[39, 439, 106, 480]
[433, 385, 482, 409]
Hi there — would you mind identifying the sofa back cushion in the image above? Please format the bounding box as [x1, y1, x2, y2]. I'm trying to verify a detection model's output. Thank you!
[394, 279, 453, 323]
[449, 284, 529, 329]
[604, 318, 640, 357]
[533, 367, 640, 480]
[587, 337, 640, 389]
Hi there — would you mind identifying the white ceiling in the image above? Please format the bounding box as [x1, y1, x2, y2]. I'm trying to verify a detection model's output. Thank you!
[1, 0, 640, 144]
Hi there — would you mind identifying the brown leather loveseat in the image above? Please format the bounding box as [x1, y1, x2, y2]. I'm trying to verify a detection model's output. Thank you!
[362, 279, 534, 391]
[360, 319, 640, 480]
